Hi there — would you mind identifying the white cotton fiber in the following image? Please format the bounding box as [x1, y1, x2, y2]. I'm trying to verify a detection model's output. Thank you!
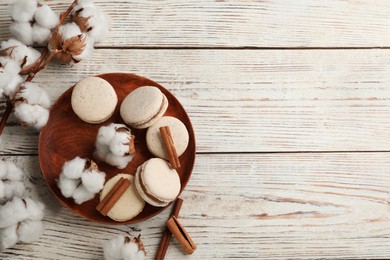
[62, 157, 86, 179]
[24, 198, 45, 221]
[57, 174, 80, 198]
[81, 170, 105, 194]
[14, 103, 50, 130]
[104, 153, 132, 170]
[87, 9, 109, 43]
[34, 4, 59, 29]
[32, 24, 52, 45]
[58, 23, 82, 41]
[96, 125, 117, 146]
[0, 39, 41, 69]
[72, 39, 93, 63]
[0, 198, 28, 228]
[17, 220, 44, 243]
[1, 182, 25, 202]
[103, 235, 125, 260]
[16, 82, 51, 109]
[95, 123, 134, 169]
[109, 133, 131, 157]
[0, 225, 18, 251]
[0, 58, 23, 96]
[3, 161, 23, 181]
[10, 22, 34, 46]
[121, 242, 139, 260]
[73, 185, 95, 205]
[10, 0, 38, 23]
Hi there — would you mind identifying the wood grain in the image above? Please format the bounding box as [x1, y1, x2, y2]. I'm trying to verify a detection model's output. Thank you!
[1, 0, 390, 47]
[1, 154, 390, 259]
[2, 49, 390, 154]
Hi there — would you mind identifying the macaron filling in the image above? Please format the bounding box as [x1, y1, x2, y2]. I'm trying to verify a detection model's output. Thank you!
[131, 95, 167, 128]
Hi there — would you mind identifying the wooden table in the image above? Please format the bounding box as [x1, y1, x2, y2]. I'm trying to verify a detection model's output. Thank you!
[1, 0, 390, 259]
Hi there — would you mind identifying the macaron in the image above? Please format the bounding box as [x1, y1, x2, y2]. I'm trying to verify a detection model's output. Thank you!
[99, 174, 145, 221]
[120, 86, 168, 129]
[135, 158, 181, 207]
[146, 116, 189, 160]
[71, 77, 118, 124]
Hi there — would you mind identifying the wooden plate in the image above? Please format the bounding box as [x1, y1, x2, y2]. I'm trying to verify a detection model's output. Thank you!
[38, 73, 196, 224]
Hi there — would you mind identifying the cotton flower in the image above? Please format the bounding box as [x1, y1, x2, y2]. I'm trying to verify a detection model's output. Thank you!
[9, 0, 59, 45]
[0, 57, 23, 97]
[10, 22, 34, 46]
[71, 3, 110, 43]
[0, 197, 45, 251]
[57, 157, 106, 204]
[0, 39, 41, 74]
[95, 123, 136, 169]
[10, 0, 38, 23]
[34, 4, 59, 30]
[48, 23, 89, 64]
[13, 82, 51, 130]
[103, 235, 146, 260]
[0, 160, 25, 203]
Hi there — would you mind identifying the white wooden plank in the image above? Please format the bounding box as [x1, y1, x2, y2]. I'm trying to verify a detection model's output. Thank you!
[1, 0, 390, 47]
[2, 49, 390, 154]
[1, 153, 390, 259]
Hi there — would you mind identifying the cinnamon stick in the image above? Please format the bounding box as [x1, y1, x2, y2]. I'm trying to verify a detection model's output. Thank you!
[96, 177, 131, 216]
[159, 126, 181, 169]
[155, 198, 183, 260]
[166, 216, 197, 255]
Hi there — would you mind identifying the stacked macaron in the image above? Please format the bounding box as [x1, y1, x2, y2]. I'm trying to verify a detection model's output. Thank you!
[120, 86, 168, 129]
[134, 158, 181, 207]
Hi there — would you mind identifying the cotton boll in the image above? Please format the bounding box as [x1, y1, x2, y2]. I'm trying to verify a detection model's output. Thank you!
[109, 133, 131, 157]
[10, 0, 38, 23]
[121, 242, 139, 260]
[73, 186, 95, 204]
[58, 23, 83, 41]
[16, 82, 51, 109]
[103, 235, 126, 260]
[87, 9, 109, 43]
[14, 103, 49, 130]
[0, 73, 23, 97]
[0, 198, 28, 228]
[0, 39, 40, 70]
[0, 225, 18, 251]
[95, 143, 110, 162]
[4, 161, 23, 181]
[32, 24, 52, 45]
[72, 38, 94, 63]
[10, 22, 34, 46]
[17, 220, 44, 243]
[81, 170, 105, 194]
[57, 174, 80, 198]
[104, 153, 132, 170]
[0, 57, 21, 74]
[34, 4, 59, 29]
[2, 181, 25, 201]
[62, 157, 86, 179]
[96, 124, 117, 146]
[24, 198, 45, 221]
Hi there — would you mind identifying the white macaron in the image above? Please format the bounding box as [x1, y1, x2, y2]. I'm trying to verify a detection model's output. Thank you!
[146, 116, 189, 160]
[99, 174, 145, 221]
[120, 86, 168, 129]
[135, 158, 181, 207]
[71, 77, 118, 124]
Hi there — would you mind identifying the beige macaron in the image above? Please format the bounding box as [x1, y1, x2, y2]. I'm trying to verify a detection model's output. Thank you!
[71, 77, 118, 124]
[99, 174, 145, 221]
[146, 116, 189, 160]
[120, 86, 168, 129]
[135, 158, 181, 207]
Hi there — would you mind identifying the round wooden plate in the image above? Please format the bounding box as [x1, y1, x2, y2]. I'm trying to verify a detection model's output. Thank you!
[38, 73, 196, 224]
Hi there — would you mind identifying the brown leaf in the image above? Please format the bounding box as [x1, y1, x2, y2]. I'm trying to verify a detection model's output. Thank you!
[72, 16, 92, 32]
[48, 30, 62, 51]
[62, 34, 86, 55]
[0, 46, 17, 58]
[55, 51, 73, 64]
